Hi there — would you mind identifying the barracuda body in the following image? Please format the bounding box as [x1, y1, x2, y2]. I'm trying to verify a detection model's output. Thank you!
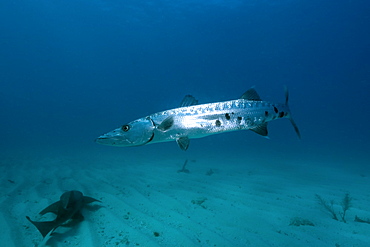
[96, 88, 300, 150]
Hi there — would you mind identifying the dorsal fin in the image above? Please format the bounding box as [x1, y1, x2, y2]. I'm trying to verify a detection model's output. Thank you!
[240, 88, 262, 101]
[249, 123, 268, 136]
[180, 95, 198, 107]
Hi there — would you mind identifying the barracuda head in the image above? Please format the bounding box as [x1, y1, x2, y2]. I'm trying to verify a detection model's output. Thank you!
[96, 117, 155, 147]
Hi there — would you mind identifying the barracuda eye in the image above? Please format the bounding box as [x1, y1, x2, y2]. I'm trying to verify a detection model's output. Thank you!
[121, 125, 130, 132]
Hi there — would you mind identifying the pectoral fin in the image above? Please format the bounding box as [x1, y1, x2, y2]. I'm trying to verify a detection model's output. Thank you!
[158, 116, 174, 131]
[39, 201, 60, 215]
[83, 196, 101, 204]
[176, 136, 190, 151]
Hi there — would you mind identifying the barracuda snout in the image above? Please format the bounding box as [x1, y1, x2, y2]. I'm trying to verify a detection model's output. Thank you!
[96, 117, 155, 147]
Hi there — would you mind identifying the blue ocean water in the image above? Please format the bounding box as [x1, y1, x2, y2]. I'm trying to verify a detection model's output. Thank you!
[1, 0, 369, 167]
[1, 1, 370, 246]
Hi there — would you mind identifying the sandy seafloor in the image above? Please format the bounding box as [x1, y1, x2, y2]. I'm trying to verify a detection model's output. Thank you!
[1, 148, 369, 247]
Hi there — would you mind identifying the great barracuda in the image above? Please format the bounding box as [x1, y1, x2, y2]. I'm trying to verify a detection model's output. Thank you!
[96, 88, 300, 150]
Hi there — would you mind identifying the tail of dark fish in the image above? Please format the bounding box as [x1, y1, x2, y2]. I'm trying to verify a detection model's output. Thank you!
[284, 87, 301, 139]
[26, 216, 57, 238]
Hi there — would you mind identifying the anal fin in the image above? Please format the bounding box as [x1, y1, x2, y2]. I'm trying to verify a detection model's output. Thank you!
[250, 123, 268, 137]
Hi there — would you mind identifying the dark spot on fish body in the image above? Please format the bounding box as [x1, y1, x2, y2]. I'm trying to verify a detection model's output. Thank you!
[279, 112, 285, 118]
[215, 120, 221, 127]
[225, 113, 231, 120]
[273, 106, 278, 113]
[265, 111, 269, 117]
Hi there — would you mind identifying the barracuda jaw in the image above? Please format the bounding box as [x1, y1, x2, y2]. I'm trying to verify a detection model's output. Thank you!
[96, 117, 155, 147]
[95, 128, 127, 146]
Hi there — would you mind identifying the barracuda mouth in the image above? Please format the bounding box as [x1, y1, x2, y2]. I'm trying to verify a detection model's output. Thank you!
[95, 136, 121, 146]
[96, 117, 156, 147]
[95, 133, 155, 147]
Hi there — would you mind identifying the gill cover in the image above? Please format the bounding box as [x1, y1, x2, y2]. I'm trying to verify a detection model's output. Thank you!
[96, 117, 155, 147]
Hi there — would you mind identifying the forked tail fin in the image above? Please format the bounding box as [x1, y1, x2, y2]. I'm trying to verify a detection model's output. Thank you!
[285, 87, 301, 139]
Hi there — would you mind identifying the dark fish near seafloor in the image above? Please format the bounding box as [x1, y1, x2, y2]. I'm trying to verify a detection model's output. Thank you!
[26, 190, 100, 238]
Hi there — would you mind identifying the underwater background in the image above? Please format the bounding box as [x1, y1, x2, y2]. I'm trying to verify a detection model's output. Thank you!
[0, 1, 369, 246]
[1, 0, 369, 164]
